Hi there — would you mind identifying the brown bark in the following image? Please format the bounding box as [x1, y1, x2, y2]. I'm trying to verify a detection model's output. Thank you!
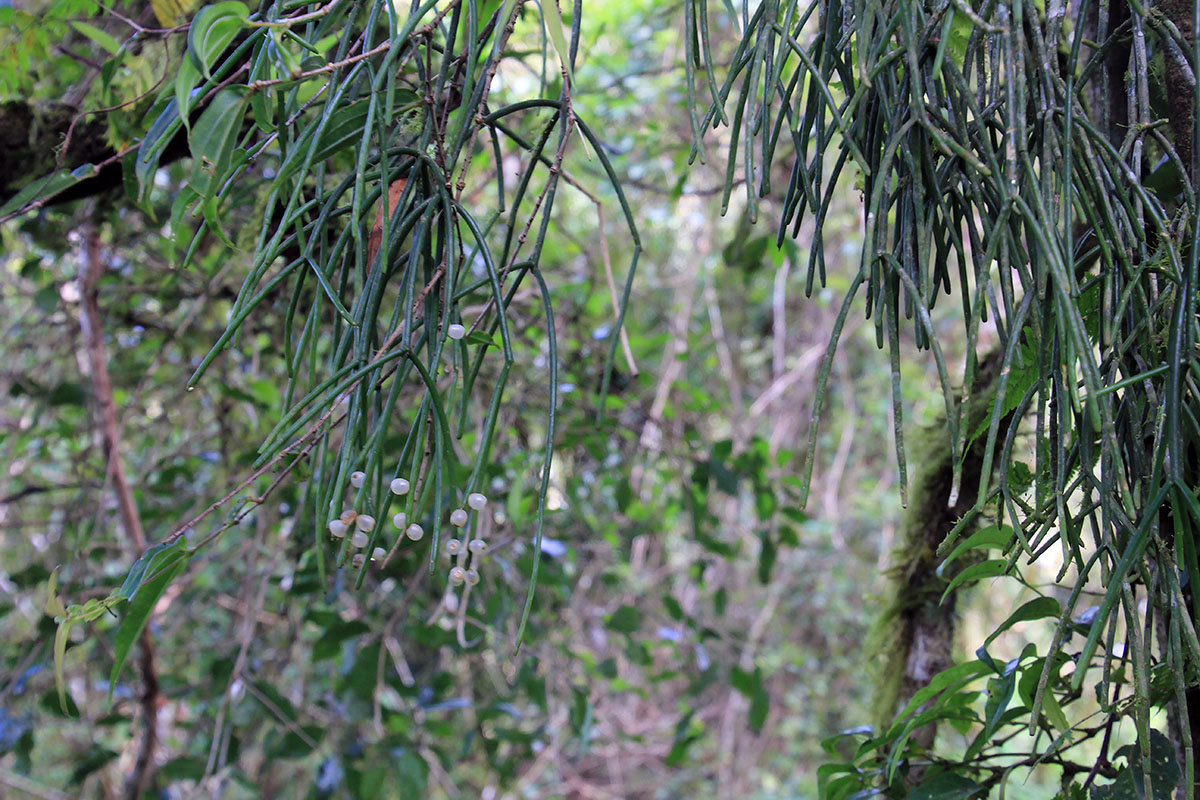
[0, 99, 192, 213]
[0, 101, 111, 202]
[1157, 0, 1195, 172]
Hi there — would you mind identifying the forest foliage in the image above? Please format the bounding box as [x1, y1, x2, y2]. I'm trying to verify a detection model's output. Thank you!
[0, 0, 1198, 797]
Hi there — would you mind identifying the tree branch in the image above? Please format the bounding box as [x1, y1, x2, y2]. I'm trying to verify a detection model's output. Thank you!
[77, 218, 158, 800]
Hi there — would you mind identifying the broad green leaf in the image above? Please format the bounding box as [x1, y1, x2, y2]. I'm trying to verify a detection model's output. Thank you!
[176, 2, 249, 129]
[906, 772, 982, 800]
[393, 749, 428, 794]
[542, 0, 575, 86]
[267, 725, 323, 759]
[44, 567, 66, 618]
[894, 660, 991, 724]
[251, 680, 298, 720]
[108, 549, 189, 706]
[118, 539, 186, 600]
[662, 594, 684, 621]
[940, 525, 1014, 569]
[350, 765, 387, 799]
[277, 98, 385, 181]
[982, 597, 1060, 651]
[54, 618, 74, 713]
[188, 85, 247, 201]
[940, 559, 1008, 603]
[980, 673, 1016, 742]
[161, 756, 207, 781]
[664, 709, 703, 766]
[70, 21, 122, 56]
[186, 2, 249, 80]
[1091, 731, 1181, 799]
[748, 678, 769, 734]
[730, 666, 757, 697]
[969, 343, 1037, 446]
[135, 99, 183, 209]
[1041, 688, 1070, 734]
[69, 746, 119, 785]
[174, 57, 203, 130]
[0, 170, 89, 218]
[606, 604, 640, 634]
[267, 28, 301, 79]
[167, 184, 200, 263]
[465, 330, 498, 347]
[41, 687, 80, 717]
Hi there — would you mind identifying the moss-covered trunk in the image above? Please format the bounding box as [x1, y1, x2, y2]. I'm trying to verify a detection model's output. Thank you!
[872, 350, 1012, 760]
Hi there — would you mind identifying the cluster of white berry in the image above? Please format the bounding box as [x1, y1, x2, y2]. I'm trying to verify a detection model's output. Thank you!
[324, 471, 491, 585]
[325, 508, 381, 569]
[387, 477, 427, 542]
[444, 491, 490, 588]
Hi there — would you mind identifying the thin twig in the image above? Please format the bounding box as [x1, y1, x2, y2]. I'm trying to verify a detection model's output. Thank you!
[77, 218, 157, 800]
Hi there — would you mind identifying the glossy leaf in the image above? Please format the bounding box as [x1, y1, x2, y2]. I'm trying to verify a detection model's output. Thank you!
[186, 2, 250, 80]
[108, 548, 189, 706]
[939, 560, 1008, 603]
[188, 85, 247, 201]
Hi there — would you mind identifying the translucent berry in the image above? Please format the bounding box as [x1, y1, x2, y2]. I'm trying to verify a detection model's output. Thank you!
[446, 538, 463, 556]
[468, 538, 488, 555]
[448, 566, 466, 586]
[464, 569, 480, 586]
[355, 515, 376, 532]
[392, 512, 407, 529]
[449, 508, 468, 527]
[372, 547, 386, 561]
[350, 471, 366, 488]
[447, 323, 466, 340]
[351, 531, 368, 549]
[467, 492, 487, 510]
[390, 477, 410, 495]
[328, 519, 348, 538]
[405, 523, 424, 541]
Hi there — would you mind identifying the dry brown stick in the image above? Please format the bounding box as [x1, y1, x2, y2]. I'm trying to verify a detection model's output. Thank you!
[77, 219, 158, 800]
[79, 229, 146, 552]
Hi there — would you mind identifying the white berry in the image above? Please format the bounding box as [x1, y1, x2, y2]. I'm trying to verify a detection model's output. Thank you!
[372, 547, 386, 561]
[339, 509, 358, 525]
[351, 531, 368, 548]
[352, 554, 365, 568]
[468, 538, 488, 555]
[448, 566, 466, 586]
[447, 323, 466, 340]
[446, 538, 462, 556]
[350, 471, 365, 488]
[464, 569, 480, 586]
[392, 512, 407, 529]
[390, 478, 410, 495]
[449, 508, 468, 527]
[467, 492, 487, 510]
[355, 514, 376, 532]
[405, 523, 424, 541]
[328, 519, 348, 538]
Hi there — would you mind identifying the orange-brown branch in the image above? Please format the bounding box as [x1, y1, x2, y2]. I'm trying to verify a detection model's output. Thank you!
[77, 220, 157, 800]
